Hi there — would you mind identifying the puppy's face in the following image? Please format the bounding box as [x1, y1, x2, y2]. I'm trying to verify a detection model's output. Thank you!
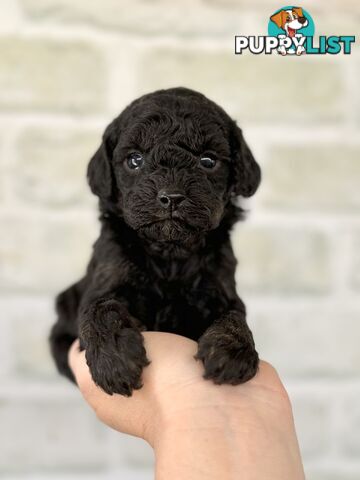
[114, 108, 232, 243]
[271, 8, 308, 36]
[88, 88, 260, 247]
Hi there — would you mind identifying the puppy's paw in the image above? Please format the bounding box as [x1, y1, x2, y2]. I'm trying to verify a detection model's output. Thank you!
[85, 328, 150, 396]
[195, 332, 259, 385]
[80, 299, 149, 396]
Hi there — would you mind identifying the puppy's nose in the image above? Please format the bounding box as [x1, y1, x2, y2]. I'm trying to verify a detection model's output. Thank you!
[298, 16, 307, 24]
[158, 191, 185, 209]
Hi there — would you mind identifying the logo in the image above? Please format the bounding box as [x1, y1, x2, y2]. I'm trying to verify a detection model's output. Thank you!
[268, 6, 314, 55]
[235, 6, 355, 56]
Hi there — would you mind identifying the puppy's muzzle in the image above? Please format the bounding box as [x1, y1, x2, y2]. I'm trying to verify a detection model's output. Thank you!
[157, 190, 186, 209]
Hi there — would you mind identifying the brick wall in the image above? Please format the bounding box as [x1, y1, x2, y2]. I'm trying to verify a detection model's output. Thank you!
[0, 1, 359, 479]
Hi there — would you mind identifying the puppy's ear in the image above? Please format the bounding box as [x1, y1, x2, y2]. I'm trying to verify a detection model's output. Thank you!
[87, 121, 118, 200]
[293, 7, 304, 17]
[229, 122, 261, 198]
[270, 10, 285, 28]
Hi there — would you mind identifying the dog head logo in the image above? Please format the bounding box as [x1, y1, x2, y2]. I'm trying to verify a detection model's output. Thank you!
[268, 6, 315, 55]
[270, 7, 308, 37]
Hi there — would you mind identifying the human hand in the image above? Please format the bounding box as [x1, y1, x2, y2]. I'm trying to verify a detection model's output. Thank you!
[69, 332, 305, 480]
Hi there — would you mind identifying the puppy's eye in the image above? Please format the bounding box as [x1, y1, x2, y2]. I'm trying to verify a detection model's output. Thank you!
[126, 152, 144, 170]
[199, 156, 217, 169]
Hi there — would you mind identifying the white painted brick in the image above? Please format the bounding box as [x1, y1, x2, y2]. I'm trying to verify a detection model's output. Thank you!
[136, 49, 344, 124]
[20, 0, 360, 34]
[15, 127, 100, 207]
[0, 1, 23, 34]
[0, 38, 106, 113]
[205, 0, 360, 15]
[251, 306, 360, 378]
[113, 434, 154, 469]
[0, 296, 57, 380]
[20, 0, 259, 37]
[351, 232, 360, 291]
[0, 212, 98, 293]
[291, 392, 332, 459]
[0, 302, 13, 379]
[0, 135, 4, 203]
[262, 145, 360, 212]
[0, 398, 108, 472]
[232, 225, 331, 294]
[306, 470, 360, 480]
[337, 394, 360, 458]
[315, 12, 360, 37]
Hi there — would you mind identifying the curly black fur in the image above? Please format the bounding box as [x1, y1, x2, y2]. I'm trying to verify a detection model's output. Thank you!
[50, 87, 261, 396]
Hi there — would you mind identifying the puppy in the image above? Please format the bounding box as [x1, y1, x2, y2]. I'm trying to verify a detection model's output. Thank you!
[270, 7, 308, 38]
[50, 87, 261, 396]
[270, 7, 309, 55]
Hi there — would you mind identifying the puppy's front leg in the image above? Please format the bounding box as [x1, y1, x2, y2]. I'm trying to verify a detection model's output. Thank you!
[195, 310, 259, 385]
[79, 298, 149, 396]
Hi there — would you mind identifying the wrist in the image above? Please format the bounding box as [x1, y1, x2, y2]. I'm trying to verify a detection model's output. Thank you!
[153, 407, 236, 480]
[149, 386, 244, 480]
[146, 378, 304, 480]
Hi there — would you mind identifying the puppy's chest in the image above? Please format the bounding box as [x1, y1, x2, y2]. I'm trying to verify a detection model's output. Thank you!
[128, 277, 228, 341]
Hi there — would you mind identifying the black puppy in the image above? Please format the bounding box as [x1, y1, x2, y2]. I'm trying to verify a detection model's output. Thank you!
[50, 87, 261, 396]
